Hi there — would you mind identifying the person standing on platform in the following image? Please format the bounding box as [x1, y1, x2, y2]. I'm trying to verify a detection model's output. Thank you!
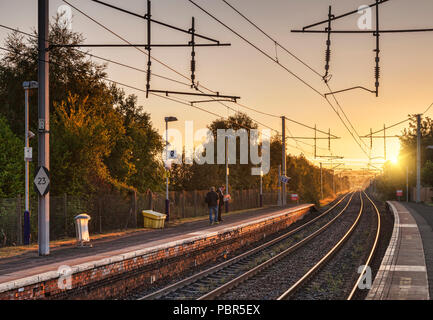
[217, 186, 225, 222]
[205, 187, 219, 225]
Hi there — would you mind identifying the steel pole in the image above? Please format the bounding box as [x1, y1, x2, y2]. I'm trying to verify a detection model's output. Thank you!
[416, 114, 421, 203]
[278, 165, 282, 206]
[165, 120, 170, 221]
[320, 162, 323, 200]
[225, 136, 229, 213]
[406, 165, 409, 202]
[282, 117, 286, 206]
[24, 88, 31, 245]
[259, 170, 263, 207]
[332, 170, 335, 195]
[38, 0, 50, 256]
[24, 89, 30, 213]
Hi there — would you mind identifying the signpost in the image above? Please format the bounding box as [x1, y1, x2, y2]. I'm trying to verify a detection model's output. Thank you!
[168, 150, 177, 159]
[396, 189, 403, 201]
[291, 194, 299, 202]
[23, 81, 38, 246]
[34, 167, 50, 197]
[280, 175, 291, 184]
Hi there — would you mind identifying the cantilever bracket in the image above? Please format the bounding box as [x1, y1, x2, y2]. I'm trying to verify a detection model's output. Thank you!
[190, 98, 238, 105]
[324, 86, 376, 97]
[149, 89, 240, 101]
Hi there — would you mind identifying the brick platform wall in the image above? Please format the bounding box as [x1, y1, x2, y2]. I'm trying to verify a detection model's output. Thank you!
[0, 205, 312, 300]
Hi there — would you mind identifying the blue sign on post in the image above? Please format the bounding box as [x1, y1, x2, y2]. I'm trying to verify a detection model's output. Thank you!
[280, 175, 291, 184]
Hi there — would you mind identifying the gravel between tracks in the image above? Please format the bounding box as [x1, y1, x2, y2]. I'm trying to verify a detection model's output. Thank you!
[291, 193, 377, 300]
[124, 196, 347, 300]
[218, 193, 362, 300]
[351, 195, 393, 300]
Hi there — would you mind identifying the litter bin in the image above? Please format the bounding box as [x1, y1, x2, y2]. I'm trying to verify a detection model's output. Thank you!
[142, 210, 167, 229]
[74, 214, 92, 247]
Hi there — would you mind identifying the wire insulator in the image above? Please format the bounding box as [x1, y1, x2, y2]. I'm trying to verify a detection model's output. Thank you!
[325, 49, 331, 70]
[375, 66, 380, 88]
[375, 66, 380, 79]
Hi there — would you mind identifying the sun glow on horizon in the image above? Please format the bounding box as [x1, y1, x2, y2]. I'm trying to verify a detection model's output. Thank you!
[390, 155, 399, 164]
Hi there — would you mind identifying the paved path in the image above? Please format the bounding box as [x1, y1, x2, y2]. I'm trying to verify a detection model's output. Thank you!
[366, 201, 430, 300]
[0, 204, 306, 286]
[401, 202, 433, 299]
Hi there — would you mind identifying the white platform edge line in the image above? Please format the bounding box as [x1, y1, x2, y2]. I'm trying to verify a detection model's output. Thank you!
[0, 204, 314, 294]
[366, 201, 400, 299]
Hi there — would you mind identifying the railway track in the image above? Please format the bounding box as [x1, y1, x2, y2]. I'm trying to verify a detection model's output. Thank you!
[277, 191, 381, 300]
[132, 192, 355, 300]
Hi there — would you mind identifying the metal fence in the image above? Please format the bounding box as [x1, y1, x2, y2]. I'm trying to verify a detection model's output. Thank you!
[0, 189, 280, 247]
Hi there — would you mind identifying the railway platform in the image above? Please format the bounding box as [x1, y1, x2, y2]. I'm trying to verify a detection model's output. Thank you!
[367, 201, 431, 300]
[0, 203, 313, 299]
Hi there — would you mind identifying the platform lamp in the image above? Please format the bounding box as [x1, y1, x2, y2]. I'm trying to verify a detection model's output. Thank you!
[164, 116, 178, 222]
[23, 81, 38, 245]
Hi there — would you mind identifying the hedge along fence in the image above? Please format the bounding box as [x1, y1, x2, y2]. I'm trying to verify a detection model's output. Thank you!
[0, 189, 281, 247]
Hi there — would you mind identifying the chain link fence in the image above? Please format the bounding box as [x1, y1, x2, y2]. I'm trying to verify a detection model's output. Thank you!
[0, 189, 281, 247]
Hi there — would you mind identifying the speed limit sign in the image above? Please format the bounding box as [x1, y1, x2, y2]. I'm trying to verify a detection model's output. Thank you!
[34, 166, 50, 196]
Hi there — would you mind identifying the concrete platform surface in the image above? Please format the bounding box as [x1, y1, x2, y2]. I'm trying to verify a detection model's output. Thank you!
[366, 201, 430, 300]
[0, 204, 312, 293]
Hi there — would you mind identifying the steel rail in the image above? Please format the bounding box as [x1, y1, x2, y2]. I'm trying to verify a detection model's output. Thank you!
[347, 191, 381, 300]
[138, 193, 352, 300]
[197, 192, 356, 300]
[277, 192, 364, 300]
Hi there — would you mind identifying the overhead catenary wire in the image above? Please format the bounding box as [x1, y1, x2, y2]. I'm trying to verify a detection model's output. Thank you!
[364, 102, 433, 137]
[62, 0, 220, 94]
[0, 20, 336, 155]
[0, 44, 315, 157]
[220, 0, 323, 78]
[217, 0, 365, 156]
[80, 0, 372, 160]
[200, 1, 370, 158]
[217, 1, 371, 145]
[325, 83, 371, 152]
[60, 1, 312, 151]
[187, 0, 325, 98]
[423, 102, 433, 115]
[0, 23, 192, 88]
[1, 6, 342, 157]
[0, 26, 317, 157]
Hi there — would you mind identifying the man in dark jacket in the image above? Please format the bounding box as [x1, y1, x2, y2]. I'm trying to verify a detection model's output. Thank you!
[217, 186, 225, 222]
[205, 187, 219, 225]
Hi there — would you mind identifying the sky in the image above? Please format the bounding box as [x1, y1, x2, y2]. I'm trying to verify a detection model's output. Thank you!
[1, 0, 433, 171]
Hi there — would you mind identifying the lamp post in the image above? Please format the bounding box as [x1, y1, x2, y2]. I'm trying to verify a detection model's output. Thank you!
[320, 162, 323, 200]
[259, 169, 263, 207]
[416, 114, 421, 203]
[23, 81, 38, 245]
[164, 116, 178, 222]
[225, 136, 229, 213]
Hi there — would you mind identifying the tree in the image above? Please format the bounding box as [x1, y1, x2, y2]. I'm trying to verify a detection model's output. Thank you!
[0, 115, 23, 197]
[376, 115, 433, 199]
[0, 14, 164, 197]
[422, 160, 433, 187]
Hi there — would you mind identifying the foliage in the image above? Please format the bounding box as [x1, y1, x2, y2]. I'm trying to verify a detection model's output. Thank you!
[421, 160, 433, 187]
[0, 115, 23, 197]
[375, 115, 433, 199]
[170, 112, 350, 204]
[0, 15, 164, 197]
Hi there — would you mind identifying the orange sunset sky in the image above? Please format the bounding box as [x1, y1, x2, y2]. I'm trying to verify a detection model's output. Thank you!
[1, 0, 433, 170]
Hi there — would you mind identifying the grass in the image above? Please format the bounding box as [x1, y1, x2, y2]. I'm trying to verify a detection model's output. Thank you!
[319, 193, 344, 208]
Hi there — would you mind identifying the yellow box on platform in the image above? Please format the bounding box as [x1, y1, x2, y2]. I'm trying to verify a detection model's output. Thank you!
[142, 210, 167, 229]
